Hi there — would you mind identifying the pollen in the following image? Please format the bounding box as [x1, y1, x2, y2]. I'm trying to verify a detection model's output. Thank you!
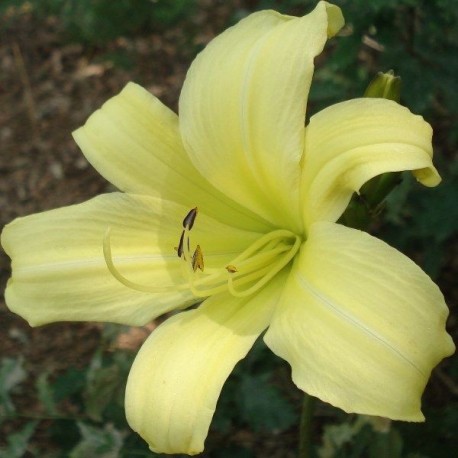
[192, 245, 204, 272]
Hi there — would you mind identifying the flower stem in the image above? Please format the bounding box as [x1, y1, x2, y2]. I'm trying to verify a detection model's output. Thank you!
[298, 392, 316, 458]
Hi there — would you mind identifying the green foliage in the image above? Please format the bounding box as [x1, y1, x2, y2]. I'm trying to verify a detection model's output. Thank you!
[51, 367, 87, 402]
[0, 357, 27, 416]
[36, 372, 58, 416]
[83, 349, 124, 422]
[0, 330, 145, 457]
[236, 372, 296, 432]
[69, 422, 125, 458]
[3, 0, 195, 44]
[0, 421, 37, 458]
[212, 338, 297, 438]
[383, 167, 458, 277]
[308, 0, 458, 124]
[318, 416, 403, 458]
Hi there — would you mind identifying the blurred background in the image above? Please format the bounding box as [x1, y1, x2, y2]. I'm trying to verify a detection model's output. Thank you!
[0, 0, 456, 456]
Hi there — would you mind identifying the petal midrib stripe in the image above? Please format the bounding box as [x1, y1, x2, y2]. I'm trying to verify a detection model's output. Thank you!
[294, 271, 425, 377]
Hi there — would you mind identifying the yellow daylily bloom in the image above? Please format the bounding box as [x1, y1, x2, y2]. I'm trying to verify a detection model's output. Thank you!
[1, 1, 454, 455]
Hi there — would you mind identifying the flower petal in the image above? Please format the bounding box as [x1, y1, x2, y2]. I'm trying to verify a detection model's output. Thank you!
[73, 82, 271, 233]
[2, 193, 260, 326]
[301, 98, 440, 228]
[125, 270, 289, 455]
[180, 2, 344, 232]
[264, 222, 454, 420]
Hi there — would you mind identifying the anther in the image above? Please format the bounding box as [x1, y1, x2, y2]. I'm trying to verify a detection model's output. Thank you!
[191, 245, 204, 272]
[226, 265, 238, 273]
[183, 207, 198, 230]
[177, 230, 185, 258]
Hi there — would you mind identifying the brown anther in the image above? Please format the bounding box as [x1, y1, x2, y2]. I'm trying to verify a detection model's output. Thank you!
[191, 245, 204, 272]
[183, 207, 198, 230]
[226, 265, 238, 273]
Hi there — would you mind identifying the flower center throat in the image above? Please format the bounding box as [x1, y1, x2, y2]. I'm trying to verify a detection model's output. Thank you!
[103, 208, 301, 298]
[176, 208, 301, 298]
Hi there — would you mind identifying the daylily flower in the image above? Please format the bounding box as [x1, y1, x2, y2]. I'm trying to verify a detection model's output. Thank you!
[2, 1, 454, 455]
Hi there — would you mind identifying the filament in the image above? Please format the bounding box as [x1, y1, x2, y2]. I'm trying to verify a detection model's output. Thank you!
[180, 228, 301, 298]
[104, 212, 302, 301]
[103, 228, 187, 294]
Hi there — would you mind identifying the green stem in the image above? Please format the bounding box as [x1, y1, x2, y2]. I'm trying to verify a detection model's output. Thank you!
[298, 393, 316, 458]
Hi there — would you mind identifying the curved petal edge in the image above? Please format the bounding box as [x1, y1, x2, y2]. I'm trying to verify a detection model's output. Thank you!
[125, 271, 288, 454]
[265, 222, 454, 421]
[301, 98, 440, 228]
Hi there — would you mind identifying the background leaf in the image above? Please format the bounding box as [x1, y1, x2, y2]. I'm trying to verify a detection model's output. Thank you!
[0, 358, 27, 416]
[69, 422, 125, 458]
[0, 421, 37, 458]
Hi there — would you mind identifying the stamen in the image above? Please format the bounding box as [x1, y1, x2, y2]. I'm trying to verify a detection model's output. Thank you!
[185, 229, 302, 299]
[177, 230, 185, 258]
[103, 228, 186, 294]
[228, 233, 300, 297]
[177, 207, 205, 274]
[229, 230, 296, 265]
[181, 227, 192, 263]
[104, 206, 303, 301]
[189, 279, 229, 297]
[191, 245, 204, 272]
[182, 207, 198, 230]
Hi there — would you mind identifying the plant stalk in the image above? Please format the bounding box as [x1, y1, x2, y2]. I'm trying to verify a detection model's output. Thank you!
[298, 392, 316, 458]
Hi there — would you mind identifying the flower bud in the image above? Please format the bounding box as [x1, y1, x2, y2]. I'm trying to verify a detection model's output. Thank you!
[364, 70, 401, 103]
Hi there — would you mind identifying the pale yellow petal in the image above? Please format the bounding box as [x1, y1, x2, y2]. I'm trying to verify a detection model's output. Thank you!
[180, 2, 344, 232]
[301, 98, 440, 228]
[125, 270, 289, 455]
[73, 82, 271, 233]
[265, 222, 454, 420]
[2, 193, 260, 326]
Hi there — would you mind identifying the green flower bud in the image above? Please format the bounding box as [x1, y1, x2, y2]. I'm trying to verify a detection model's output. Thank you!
[364, 70, 401, 103]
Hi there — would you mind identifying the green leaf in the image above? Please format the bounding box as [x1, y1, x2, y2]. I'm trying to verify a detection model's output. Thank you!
[69, 422, 125, 458]
[318, 415, 405, 458]
[0, 357, 27, 415]
[52, 367, 86, 402]
[236, 373, 296, 432]
[369, 428, 403, 458]
[84, 364, 121, 421]
[0, 421, 37, 458]
[319, 421, 363, 458]
[36, 372, 58, 415]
